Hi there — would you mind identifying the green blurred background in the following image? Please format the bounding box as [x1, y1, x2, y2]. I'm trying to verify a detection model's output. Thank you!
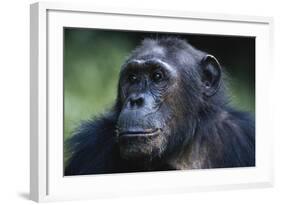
[63, 28, 255, 163]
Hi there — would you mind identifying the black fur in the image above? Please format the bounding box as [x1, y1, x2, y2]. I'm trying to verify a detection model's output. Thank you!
[65, 37, 255, 176]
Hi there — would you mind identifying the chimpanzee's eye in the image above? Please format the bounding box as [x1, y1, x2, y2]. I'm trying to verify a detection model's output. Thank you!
[152, 71, 163, 82]
[128, 74, 138, 84]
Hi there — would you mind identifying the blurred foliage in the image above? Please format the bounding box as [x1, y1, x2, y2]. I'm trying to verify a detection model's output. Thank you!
[63, 28, 255, 163]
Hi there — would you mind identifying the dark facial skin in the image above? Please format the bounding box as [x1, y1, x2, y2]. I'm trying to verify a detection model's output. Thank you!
[116, 58, 178, 160]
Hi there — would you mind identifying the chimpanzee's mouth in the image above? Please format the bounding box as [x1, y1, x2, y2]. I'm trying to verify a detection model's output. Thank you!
[117, 127, 166, 160]
[118, 128, 161, 138]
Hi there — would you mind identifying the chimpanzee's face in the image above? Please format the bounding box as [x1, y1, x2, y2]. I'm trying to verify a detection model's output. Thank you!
[116, 57, 179, 160]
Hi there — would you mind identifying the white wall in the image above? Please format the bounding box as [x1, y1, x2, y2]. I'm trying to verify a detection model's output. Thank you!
[0, 0, 280, 204]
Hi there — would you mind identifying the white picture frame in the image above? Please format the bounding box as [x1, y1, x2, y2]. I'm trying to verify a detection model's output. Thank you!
[30, 2, 274, 202]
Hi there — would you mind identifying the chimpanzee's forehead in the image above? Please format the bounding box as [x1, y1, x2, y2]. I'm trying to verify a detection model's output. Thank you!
[131, 43, 200, 67]
[134, 44, 167, 60]
[123, 58, 177, 77]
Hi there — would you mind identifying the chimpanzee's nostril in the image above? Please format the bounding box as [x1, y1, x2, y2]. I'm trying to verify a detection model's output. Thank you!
[129, 95, 144, 108]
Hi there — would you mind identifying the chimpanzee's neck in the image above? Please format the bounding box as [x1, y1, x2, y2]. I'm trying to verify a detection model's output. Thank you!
[164, 108, 228, 170]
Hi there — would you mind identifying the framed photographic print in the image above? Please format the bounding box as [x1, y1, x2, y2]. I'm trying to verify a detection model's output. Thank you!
[30, 2, 274, 202]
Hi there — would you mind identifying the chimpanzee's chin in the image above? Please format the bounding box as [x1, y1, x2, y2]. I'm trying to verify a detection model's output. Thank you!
[118, 134, 167, 160]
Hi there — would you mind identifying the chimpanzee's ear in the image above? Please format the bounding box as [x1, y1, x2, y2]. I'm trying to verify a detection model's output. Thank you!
[201, 54, 222, 97]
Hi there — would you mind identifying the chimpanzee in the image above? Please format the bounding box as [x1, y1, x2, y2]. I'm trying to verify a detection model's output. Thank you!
[65, 37, 255, 175]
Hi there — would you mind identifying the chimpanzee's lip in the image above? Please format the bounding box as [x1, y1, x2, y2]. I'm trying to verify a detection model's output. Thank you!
[118, 128, 161, 138]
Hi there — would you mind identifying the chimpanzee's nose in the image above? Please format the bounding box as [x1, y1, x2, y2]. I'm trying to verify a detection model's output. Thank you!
[128, 94, 145, 109]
